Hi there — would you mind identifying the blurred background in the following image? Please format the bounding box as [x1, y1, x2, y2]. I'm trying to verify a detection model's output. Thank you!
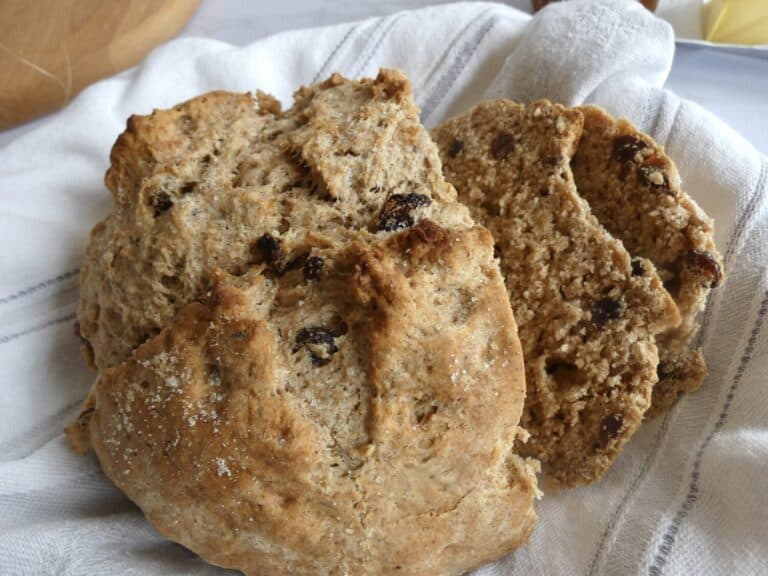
[182, 0, 767, 44]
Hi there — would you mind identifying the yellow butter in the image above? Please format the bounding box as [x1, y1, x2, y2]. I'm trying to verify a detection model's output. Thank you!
[705, 0, 768, 45]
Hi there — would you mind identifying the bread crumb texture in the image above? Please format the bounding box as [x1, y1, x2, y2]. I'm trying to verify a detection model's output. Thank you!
[434, 100, 680, 488]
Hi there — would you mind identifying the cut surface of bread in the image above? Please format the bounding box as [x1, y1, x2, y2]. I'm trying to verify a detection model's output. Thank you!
[573, 105, 724, 415]
[434, 100, 680, 487]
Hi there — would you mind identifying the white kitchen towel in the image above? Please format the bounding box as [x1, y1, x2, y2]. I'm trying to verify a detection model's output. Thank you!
[0, 1, 766, 574]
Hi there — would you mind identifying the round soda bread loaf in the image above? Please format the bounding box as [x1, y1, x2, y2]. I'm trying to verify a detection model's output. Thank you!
[572, 105, 724, 416]
[433, 100, 680, 488]
[68, 70, 539, 575]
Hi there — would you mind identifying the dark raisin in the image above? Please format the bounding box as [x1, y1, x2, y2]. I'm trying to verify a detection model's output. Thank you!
[378, 209, 413, 232]
[545, 360, 573, 374]
[149, 190, 173, 216]
[657, 361, 675, 380]
[613, 134, 649, 163]
[254, 234, 286, 276]
[599, 414, 623, 444]
[303, 256, 324, 281]
[591, 298, 623, 327]
[376, 193, 432, 232]
[631, 258, 645, 276]
[448, 139, 464, 158]
[684, 250, 722, 288]
[180, 182, 196, 195]
[545, 360, 584, 390]
[401, 193, 432, 209]
[294, 327, 344, 366]
[491, 132, 515, 160]
[493, 243, 502, 259]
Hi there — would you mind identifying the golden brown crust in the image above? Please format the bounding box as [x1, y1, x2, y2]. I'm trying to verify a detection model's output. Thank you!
[573, 105, 724, 414]
[434, 100, 680, 488]
[72, 70, 538, 575]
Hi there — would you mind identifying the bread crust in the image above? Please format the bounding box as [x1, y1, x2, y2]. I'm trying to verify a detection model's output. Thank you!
[573, 105, 724, 415]
[70, 70, 538, 575]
